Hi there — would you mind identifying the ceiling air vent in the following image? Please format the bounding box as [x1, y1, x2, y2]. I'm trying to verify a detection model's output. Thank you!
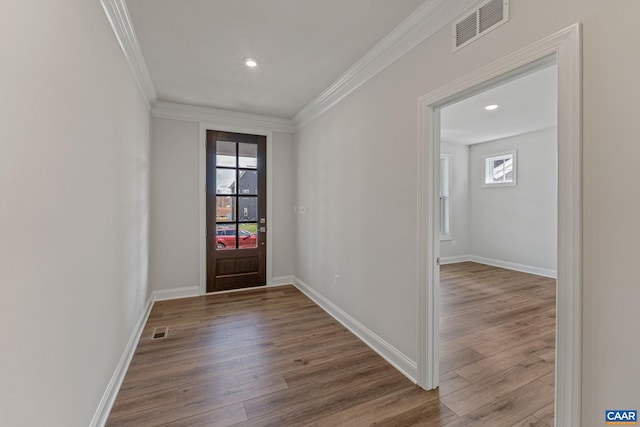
[453, 0, 509, 51]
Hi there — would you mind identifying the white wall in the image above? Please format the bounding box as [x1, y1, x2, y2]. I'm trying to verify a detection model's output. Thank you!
[149, 117, 295, 292]
[293, 0, 640, 423]
[294, 96, 418, 358]
[469, 128, 557, 274]
[440, 142, 470, 259]
[0, 1, 151, 426]
[150, 118, 200, 291]
[271, 131, 296, 279]
[440, 129, 557, 275]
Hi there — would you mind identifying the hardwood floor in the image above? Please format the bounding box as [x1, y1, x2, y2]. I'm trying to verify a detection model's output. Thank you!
[106, 262, 555, 426]
[438, 263, 556, 426]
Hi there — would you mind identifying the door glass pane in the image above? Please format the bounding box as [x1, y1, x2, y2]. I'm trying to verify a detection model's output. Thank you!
[239, 223, 257, 249]
[239, 143, 257, 169]
[213, 140, 260, 253]
[238, 197, 257, 221]
[215, 224, 237, 250]
[216, 169, 236, 194]
[216, 196, 235, 222]
[237, 170, 257, 195]
[216, 141, 236, 167]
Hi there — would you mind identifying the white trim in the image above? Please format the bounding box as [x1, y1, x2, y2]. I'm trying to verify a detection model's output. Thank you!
[439, 255, 556, 278]
[417, 23, 582, 427]
[416, 103, 441, 390]
[154, 102, 295, 133]
[205, 282, 293, 296]
[198, 123, 274, 296]
[90, 295, 154, 427]
[468, 255, 556, 278]
[439, 255, 471, 264]
[270, 275, 295, 286]
[99, 0, 157, 107]
[152, 286, 200, 302]
[292, 276, 418, 384]
[293, 0, 477, 130]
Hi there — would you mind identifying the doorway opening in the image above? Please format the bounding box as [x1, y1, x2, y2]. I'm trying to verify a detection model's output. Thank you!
[436, 61, 558, 424]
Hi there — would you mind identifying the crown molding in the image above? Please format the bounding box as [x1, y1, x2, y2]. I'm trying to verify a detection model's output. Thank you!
[152, 101, 295, 133]
[100, 0, 157, 107]
[292, 0, 477, 130]
[101, 0, 478, 131]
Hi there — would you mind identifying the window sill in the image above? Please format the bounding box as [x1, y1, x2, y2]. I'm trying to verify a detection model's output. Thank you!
[482, 182, 517, 188]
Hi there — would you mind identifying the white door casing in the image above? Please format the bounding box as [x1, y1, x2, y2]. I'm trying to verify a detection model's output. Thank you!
[416, 24, 582, 426]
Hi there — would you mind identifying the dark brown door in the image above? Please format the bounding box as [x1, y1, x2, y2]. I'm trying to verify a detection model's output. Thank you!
[206, 130, 266, 292]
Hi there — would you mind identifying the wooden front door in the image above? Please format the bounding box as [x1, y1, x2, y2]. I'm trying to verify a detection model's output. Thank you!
[206, 130, 267, 292]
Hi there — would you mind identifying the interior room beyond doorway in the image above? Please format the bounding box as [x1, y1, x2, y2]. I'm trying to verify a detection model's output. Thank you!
[437, 63, 558, 425]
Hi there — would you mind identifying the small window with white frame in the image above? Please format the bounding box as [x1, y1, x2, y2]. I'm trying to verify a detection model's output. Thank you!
[483, 151, 516, 187]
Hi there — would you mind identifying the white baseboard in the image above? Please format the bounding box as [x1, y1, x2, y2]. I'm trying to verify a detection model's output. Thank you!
[439, 255, 556, 278]
[468, 255, 557, 279]
[154, 278, 293, 300]
[439, 255, 471, 264]
[291, 276, 417, 383]
[269, 275, 294, 286]
[152, 286, 200, 301]
[205, 282, 293, 296]
[90, 295, 154, 427]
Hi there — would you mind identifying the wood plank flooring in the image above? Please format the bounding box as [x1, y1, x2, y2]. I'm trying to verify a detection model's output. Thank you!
[106, 262, 555, 426]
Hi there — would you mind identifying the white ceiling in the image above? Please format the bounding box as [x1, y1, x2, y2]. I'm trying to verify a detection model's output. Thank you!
[440, 64, 558, 145]
[126, 0, 425, 119]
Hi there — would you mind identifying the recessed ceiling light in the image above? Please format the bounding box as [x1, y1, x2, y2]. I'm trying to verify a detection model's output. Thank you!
[485, 104, 499, 111]
[244, 58, 257, 68]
